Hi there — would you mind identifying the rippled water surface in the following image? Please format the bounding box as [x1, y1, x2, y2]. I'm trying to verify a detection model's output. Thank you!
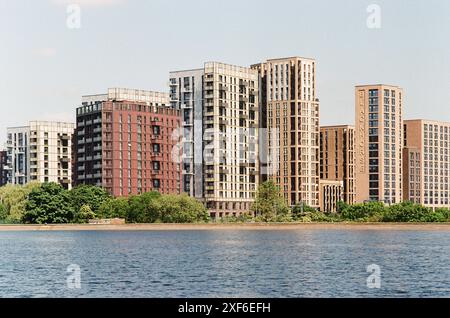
[0, 230, 449, 297]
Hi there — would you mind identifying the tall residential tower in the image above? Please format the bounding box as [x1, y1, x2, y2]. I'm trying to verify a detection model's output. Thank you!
[253, 57, 320, 207]
[170, 62, 260, 218]
[355, 85, 404, 204]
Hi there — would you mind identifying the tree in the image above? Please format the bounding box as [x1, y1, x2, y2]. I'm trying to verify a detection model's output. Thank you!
[127, 191, 162, 223]
[251, 181, 290, 222]
[69, 185, 110, 215]
[74, 204, 96, 223]
[158, 194, 209, 223]
[98, 197, 129, 219]
[339, 201, 386, 221]
[292, 202, 317, 220]
[22, 183, 74, 224]
[382, 201, 436, 222]
[0, 182, 41, 223]
[0, 203, 7, 222]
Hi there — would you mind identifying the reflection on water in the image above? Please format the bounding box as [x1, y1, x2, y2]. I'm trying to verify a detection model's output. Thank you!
[0, 230, 449, 298]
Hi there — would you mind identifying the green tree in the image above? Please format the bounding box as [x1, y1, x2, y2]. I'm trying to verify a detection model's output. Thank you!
[251, 181, 290, 222]
[382, 201, 436, 222]
[340, 201, 386, 221]
[74, 204, 96, 223]
[292, 202, 317, 220]
[23, 183, 74, 224]
[69, 185, 110, 215]
[127, 191, 162, 223]
[98, 197, 129, 219]
[0, 182, 41, 223]
[158, 194, 209, 223]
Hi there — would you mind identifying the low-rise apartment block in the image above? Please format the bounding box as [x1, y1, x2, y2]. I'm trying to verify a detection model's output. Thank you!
[320, 125, 356, 205]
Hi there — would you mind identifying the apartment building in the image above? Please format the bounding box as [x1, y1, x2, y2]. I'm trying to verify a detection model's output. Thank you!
[253, 57, 320, 208]
[403, 119, 450, 209]
[170, 62, 259, 218]
[5, 122, 74, 188]
[0, 150, 8, 186]
[169, 69, 204, 199]
[319, 180, 344, 213]
[355, 85, 404, 204]
[74, 88, 181, 197]
[320, 125, 356, 205]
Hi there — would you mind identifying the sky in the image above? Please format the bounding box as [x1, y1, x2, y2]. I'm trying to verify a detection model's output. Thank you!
[0, 0, 449, 145]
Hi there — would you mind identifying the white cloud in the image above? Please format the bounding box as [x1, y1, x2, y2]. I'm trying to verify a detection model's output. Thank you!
[35, 48, 57, 58]
[51, 0, 126, 7]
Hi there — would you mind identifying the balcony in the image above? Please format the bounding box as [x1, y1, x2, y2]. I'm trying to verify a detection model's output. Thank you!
[60, 157, 70, 163]
[93, 137, 102, 142]
[181, 102, 193, 110]
[219, 118, 228, 125]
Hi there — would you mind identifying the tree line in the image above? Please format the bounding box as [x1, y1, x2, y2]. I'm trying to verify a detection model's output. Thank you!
[0, 182, 208, 224]
[249, 181, 450, 223]
[1, 181, 449, 224]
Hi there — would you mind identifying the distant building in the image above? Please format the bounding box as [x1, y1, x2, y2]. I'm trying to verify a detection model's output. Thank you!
[5, 122, 75, 188]
[74, 88, 181, 197]
[320, 125, 356, 205]
[253, 57, 320, 208]
[0, 150, 8, 186]
[170, 63, 260, 218]
[355, 85, 404, 204]
[319, 180, 344, 213]
[403, 119, 450, 209]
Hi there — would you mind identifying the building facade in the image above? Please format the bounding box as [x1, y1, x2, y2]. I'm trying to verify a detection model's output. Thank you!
[319, 180, 344, 213]
[5, 122, 74, 188]
[355, 85, 404, 204]
[170, 62, 260, 218]
[169, 69, 205, 199]
[320, 125, 356, 205]
[74, 88, 181, 197]
[253, 57, 320, 208]
[403, 119, 450, 209]
[0, 150, 8, 186]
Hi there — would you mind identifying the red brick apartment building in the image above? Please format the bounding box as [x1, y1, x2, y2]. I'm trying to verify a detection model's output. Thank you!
[74, 88, 181, 197]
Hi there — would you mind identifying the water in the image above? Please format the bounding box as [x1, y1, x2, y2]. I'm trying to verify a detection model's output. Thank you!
[0, 230, 449, 298]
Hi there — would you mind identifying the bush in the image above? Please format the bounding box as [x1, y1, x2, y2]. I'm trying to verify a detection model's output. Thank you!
[340, 202, 386, 221]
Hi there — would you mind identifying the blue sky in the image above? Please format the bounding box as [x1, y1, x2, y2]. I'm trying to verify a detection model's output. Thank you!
[1, 0, 449, 145]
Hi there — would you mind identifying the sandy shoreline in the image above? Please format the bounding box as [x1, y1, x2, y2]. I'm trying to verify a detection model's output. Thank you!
[0, 223, 449, 231]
